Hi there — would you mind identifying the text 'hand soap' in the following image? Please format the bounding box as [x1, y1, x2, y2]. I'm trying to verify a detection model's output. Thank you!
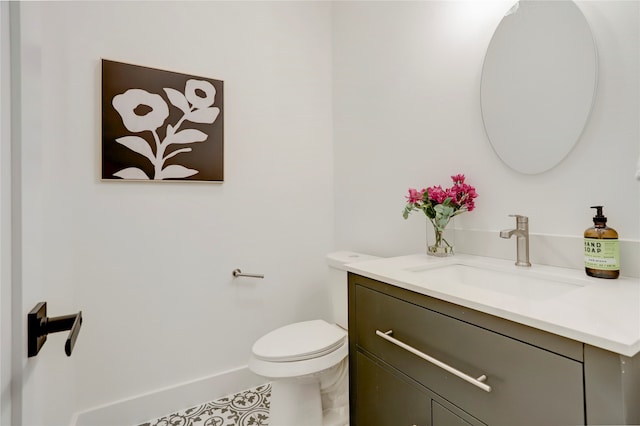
[584, 206, 620, 279]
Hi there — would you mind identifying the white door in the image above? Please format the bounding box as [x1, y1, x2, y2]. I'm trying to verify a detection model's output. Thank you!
[2, 2, 78, 424]
[1, 3, 14, 424]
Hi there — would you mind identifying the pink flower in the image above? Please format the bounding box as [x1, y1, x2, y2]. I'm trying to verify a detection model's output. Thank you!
[427, 185, 449, 204]
[451, 174, 466, 184]
[406, 188, 426, 204]
[459, 184, 478, 211]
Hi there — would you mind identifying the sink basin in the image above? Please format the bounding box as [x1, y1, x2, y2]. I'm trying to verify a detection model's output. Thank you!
[406, 262, 590, 301]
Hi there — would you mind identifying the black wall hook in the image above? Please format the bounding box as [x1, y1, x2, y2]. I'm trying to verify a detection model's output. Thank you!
[28, 302, 83, 357]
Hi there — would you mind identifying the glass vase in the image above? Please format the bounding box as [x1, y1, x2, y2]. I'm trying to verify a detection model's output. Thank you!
[426, 219, 455, 257]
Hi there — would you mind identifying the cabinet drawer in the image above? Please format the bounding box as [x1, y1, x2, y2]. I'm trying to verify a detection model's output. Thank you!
[354, 284, 584, 425]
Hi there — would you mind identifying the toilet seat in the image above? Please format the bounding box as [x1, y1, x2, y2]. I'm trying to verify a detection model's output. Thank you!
[252, 320, 346, 362]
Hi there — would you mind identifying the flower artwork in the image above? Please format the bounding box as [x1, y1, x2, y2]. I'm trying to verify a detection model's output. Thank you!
[403, 174, 478, 256]
[102, 60, 224, 181]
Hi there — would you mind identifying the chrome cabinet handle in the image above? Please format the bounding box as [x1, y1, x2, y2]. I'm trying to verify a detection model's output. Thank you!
[376, 330, 492, 393]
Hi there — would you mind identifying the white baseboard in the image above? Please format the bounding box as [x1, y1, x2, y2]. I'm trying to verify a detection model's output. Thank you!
[71, 366, 265, 426]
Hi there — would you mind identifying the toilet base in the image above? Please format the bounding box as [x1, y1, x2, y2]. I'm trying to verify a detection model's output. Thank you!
[270, 379, 322, 426]
[267, 359, 349, 426]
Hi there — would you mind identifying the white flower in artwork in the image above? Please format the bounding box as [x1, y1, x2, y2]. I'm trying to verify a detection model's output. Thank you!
[112, 89, 169, 133]
[184, 79, 216, 109]
[111, 79, 220, 180]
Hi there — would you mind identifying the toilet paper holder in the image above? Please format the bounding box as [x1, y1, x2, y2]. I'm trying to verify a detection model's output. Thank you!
[232, 269, 264, 279]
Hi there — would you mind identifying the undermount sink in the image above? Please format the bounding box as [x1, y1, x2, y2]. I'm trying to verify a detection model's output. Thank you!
[405, 261, 590, 301]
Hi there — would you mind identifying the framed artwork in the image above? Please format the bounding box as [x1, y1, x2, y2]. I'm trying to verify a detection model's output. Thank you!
[102, 59, 224, 182]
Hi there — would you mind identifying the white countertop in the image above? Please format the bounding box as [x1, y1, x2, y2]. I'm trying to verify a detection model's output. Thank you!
[346, 254, 640, 357]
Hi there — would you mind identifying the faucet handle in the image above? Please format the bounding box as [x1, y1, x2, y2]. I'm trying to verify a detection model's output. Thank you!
[509, 214, 528, 223]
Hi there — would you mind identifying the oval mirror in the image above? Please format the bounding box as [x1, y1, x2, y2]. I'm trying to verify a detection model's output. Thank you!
[481, 1, 597, 174]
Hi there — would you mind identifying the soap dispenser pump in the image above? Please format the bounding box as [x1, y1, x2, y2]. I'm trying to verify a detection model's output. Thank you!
[584, 206, 620, 279]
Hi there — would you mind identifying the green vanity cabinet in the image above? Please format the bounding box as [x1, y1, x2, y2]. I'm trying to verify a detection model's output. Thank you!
[348, 273, 640, 425]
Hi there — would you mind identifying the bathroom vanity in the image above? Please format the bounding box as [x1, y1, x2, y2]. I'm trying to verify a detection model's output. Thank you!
[346, 255, 640, 425]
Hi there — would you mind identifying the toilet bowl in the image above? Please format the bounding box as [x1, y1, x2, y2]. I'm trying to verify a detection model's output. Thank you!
[248, 251, 380, 426]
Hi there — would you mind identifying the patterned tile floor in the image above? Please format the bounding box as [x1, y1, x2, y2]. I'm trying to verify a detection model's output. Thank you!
[139, 383, 271, 426]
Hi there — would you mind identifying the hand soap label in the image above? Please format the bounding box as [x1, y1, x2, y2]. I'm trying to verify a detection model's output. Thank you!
[584, 238, 620, 270]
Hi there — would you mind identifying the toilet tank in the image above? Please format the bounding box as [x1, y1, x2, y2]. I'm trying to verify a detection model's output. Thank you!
[326, 251, 381, 329]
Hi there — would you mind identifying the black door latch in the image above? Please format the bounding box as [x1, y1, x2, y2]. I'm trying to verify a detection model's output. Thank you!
[28, 302, 83, 357]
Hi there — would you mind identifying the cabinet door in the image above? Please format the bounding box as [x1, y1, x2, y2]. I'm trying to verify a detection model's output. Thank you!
[432, 400, 473, 426]
[355, 352, 429, 426]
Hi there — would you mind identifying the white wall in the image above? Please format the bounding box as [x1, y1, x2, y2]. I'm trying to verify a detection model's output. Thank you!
[333, 1, 640, 272]
[16, 1, 333, 424]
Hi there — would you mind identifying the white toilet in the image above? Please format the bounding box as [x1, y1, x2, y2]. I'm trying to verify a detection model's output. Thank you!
[248, 251, 380, 426]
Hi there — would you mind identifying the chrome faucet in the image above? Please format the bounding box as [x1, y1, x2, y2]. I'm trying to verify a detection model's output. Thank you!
[500, 214, 531, 267]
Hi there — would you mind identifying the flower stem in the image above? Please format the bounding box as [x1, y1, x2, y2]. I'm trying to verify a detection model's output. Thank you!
[151, 129, 164, 180]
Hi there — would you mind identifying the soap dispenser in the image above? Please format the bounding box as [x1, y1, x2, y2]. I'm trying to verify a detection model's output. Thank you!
[584, 206, 620, 279]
